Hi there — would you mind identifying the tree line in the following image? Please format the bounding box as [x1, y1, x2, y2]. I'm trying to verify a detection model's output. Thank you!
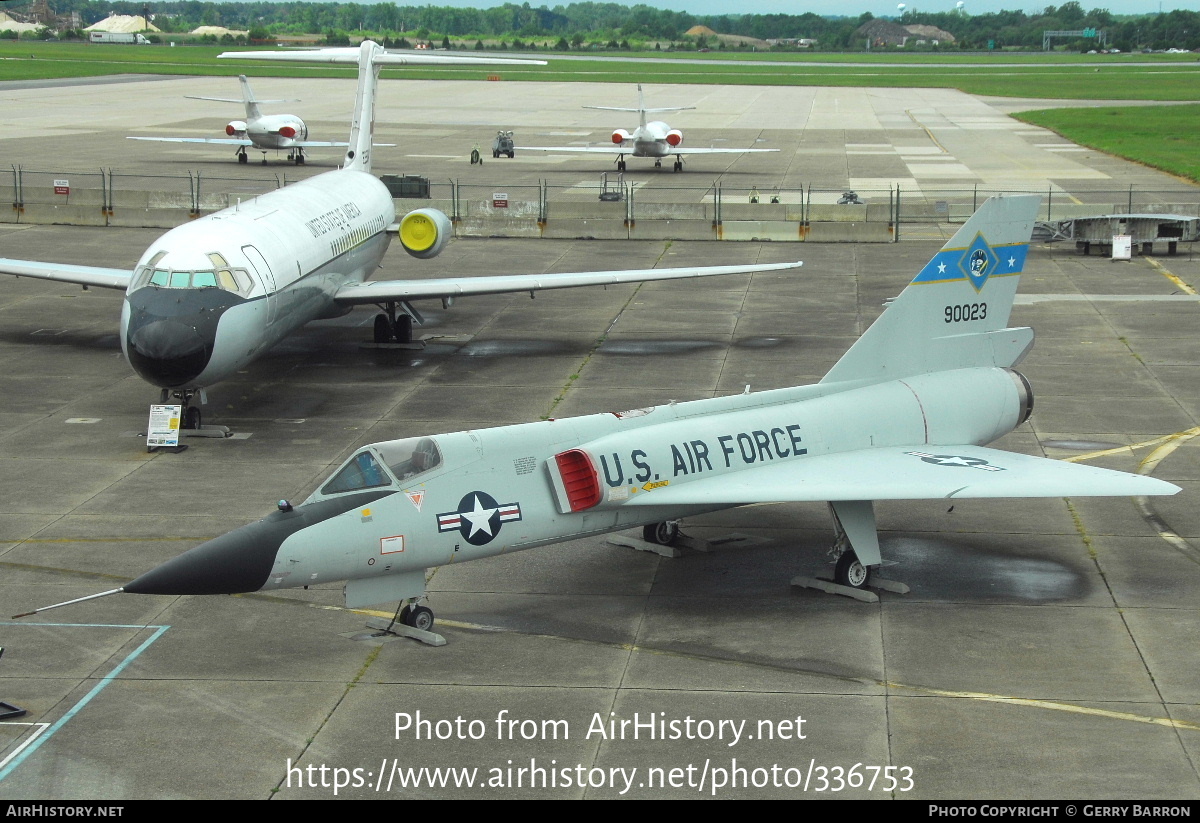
[26, 0, 1200, 52]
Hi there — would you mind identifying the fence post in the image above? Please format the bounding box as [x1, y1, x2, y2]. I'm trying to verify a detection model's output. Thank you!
[624, 178, 634, 229]
[1046, 184, 1052, 223]
[1128, 184, 1134, 215]
[894, 185, 901, 242]
[538, 178, 547, 226]
[12, 164, 22, 212]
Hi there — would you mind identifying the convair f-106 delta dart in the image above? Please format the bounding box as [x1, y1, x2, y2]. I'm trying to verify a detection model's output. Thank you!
[0, 43, 800, 429]
[17, 195, 1180, 633]
[536, 84, 777, 172]
[126, 74, 382, 165]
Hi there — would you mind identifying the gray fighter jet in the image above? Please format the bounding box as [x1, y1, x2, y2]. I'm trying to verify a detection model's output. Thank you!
[17, 194, 1180, 631]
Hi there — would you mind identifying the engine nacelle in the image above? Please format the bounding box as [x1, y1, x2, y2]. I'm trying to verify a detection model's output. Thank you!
[398, 208, 452, 260]
[226, 120, 247, 137]
[611, 129, 631, 145]
[665, 129, 683, 147]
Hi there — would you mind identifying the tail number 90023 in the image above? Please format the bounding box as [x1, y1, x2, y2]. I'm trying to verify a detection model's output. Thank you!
[945, 303, 986, 323]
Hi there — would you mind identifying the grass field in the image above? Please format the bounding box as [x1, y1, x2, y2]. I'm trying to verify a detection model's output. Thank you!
[1015, 104, 1200, 183]
[4, 41, 1199, 181]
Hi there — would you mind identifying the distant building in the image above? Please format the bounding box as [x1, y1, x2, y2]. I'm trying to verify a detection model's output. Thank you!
[855, 19, 955, 47]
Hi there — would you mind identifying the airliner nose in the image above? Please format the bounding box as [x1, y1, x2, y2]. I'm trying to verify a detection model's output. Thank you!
[126, 319, 212, 387]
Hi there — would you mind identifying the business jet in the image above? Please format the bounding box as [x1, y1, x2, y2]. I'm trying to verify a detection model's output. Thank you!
[125, 74, 382, 165]
[535, 84, 777, 171]
[0, 43, 801, 431]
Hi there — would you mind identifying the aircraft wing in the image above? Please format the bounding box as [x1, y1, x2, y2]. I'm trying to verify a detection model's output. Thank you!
[126, 137, 394, 148]
[128, 137, 254, 146]
[621, 444, 1180, 507]
[218, 48, 546, 67]
[534, 146, 777, 154]
[332, 260, 802, 305]
[0, 258, 132, 290]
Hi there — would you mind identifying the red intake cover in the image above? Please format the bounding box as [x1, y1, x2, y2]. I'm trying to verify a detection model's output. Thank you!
[225, 124, 236, 136]
[665, 130, 683, 147]
[611, 130, 630, 145]
[277, 126, 297, 138]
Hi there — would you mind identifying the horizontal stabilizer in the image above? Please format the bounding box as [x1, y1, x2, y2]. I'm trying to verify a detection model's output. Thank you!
[622, 444, 1179, 507]
[218, 48, 546, 67]
[534, 146, 777, 155]
[334, 260, 801, 305]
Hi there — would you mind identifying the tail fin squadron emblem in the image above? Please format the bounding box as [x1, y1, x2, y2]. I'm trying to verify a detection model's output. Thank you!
[960, 234, 999, 292]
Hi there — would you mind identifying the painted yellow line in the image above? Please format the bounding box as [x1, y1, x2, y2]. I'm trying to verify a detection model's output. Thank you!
[343, 604, 1200, 732]
[884, 682, 1200, 731]
[1061, 427, 1200, 464]
[1145, 257, 1197, 295]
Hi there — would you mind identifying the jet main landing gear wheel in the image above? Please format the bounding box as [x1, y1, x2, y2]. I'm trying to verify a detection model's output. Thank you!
[834, 551, 872, 589]
[643, 520, 680, 546]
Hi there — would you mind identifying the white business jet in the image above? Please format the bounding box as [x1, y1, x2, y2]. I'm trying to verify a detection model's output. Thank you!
[127, 74, 374, 165]
[0, 43, 801, 430]
[536, 84, 777, 171]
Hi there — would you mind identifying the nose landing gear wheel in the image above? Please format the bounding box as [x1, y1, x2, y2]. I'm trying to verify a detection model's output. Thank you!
[834, 551, 871, 589]
[184, 406, 202, 431]
[403, 605, 435, 632]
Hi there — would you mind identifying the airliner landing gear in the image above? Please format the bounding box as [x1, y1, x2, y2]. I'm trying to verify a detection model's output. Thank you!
[366, 302, 424, 350]
[617, 158, 627, 172]
[236, 146, 248, 164]
[673, 157, 684, 172]
[287, 148, 306, 165]
[654, 159, 662, 169]
[153, 388, 231, 445]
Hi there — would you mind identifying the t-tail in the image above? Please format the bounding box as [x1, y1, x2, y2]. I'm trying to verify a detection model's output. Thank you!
[821, 193, 1041, 386]
[584, 83, 696, 130]
[216, 41, 544, 175]
[343, 40, 382, 173]
[238, 75, 263, 121]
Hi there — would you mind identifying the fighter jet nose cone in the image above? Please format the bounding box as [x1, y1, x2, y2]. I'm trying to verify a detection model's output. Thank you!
[126, 320, 212, 387]
[125, 520, 281, 596]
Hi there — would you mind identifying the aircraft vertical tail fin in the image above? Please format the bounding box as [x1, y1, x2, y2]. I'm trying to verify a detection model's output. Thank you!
[238, 75, 263, 121]
[343, 40, 382, 174]
[637, 83, 648, 129]
[821, 194, 1041, 386]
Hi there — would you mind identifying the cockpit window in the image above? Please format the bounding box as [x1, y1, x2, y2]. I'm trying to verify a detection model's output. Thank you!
[321, 450, 391, 495]
[375, 437, 442, 482]
[133, 262, 253, 296]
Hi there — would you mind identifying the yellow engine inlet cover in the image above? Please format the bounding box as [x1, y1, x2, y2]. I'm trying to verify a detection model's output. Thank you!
[400, 212, 437, 252]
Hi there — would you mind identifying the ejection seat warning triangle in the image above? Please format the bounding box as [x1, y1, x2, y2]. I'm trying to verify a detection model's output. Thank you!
[147, 404, 182, 451]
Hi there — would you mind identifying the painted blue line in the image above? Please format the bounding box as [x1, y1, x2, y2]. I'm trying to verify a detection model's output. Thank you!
[0, 623, 170, 782]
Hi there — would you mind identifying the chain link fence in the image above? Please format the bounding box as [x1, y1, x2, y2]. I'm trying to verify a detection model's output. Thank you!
[5, 166, 1199, 247]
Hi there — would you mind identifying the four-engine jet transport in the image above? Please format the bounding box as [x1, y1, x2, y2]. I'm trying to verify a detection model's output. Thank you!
[126, 74, 371, 165]
[536, 84, 777, 171]
[17, 195, 1180, 632]
[0, 44, 800, 429]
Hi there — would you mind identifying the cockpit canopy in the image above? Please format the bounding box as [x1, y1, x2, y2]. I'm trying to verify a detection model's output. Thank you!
[320, 437, 443, 496]
[131, 250, 254, 296]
